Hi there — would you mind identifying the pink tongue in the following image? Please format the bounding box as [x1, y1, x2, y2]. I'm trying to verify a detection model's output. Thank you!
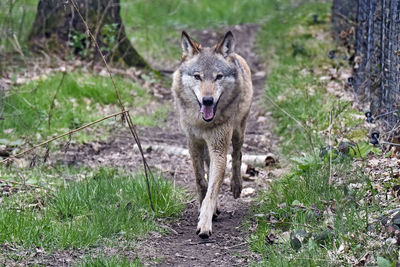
[201, 105, 214, 121]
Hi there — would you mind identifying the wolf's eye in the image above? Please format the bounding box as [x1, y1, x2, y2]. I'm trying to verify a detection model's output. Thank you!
[194, 74, 201, 81]
[215, 74, 223, 81]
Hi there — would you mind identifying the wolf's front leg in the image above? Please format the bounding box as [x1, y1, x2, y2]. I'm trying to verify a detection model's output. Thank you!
[196, 135, 229, 239]
[188, 139, 208, 207]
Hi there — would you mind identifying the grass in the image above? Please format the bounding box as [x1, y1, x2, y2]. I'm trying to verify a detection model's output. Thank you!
[77, 255, 141, 267]
[0, 0, 38, 52]
[0, 71, 167, 143]
[120, 0, 283, 65]
[249, 1, 397, 266]
[250, 160, 378, 266]
[0, 166, 185, 251]
[256, 2, 337, 157]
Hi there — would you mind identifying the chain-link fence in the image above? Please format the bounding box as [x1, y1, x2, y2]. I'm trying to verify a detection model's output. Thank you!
[333, 0, 400, 136]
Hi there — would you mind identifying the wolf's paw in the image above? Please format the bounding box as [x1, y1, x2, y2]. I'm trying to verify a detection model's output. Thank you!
[196, 220, 212, 239]
[231, 181, 242, 199]
[196, 227, 212, 239]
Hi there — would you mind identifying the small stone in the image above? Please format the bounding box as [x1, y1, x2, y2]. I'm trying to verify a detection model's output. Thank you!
[241, 187, 255, 197]
[254, 71, 266, 77]
[257, 116, 267, 123]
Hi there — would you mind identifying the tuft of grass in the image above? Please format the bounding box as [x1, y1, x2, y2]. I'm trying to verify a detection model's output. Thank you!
[0, 71, 166, 143]
[0, 167, 185, 250]
[76, 255, 141, 267]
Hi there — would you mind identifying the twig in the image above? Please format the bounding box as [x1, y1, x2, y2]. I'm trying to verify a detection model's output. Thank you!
[264, 93, 305, 131]
[0, 179, 41, 189]
[48, 71, 66, 130]
[9, 34, 27, 66]
[70, 0, 155, 211]
[328, 110, 333, 185]
[381, 141, 400, 147]
[1, 110, 128, 164]
[160, 224, 179, 235]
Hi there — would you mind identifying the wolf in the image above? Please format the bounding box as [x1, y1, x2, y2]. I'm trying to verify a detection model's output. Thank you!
[171, 31, 253, 239]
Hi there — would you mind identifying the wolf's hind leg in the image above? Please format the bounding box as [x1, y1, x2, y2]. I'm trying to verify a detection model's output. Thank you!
[231, 118, 246, 198]
[188, 139, 208, 207]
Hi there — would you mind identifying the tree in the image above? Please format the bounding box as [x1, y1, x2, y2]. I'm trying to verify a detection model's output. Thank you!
[28, 0, 150, 69]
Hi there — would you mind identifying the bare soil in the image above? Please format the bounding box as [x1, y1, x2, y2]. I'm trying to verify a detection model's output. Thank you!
[3, 24, 279, 266]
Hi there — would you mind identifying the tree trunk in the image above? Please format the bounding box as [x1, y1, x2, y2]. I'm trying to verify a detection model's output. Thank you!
[28, 0, 150, 69]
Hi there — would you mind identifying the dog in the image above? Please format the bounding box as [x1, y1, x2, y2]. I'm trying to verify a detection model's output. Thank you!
[171, 31, 253, 239]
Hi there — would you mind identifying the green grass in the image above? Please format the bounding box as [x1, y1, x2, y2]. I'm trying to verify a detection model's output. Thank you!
[256, 2, 336, 157]
[0, 0, 38, 53]
[121, 0, 285, 64]
[0, 71, 166, 143]
[77, 255, 141, 267]
[0, 167, 185, 250]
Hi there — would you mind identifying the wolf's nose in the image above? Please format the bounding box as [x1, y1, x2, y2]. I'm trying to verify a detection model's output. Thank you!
[202, 96, 214, 106]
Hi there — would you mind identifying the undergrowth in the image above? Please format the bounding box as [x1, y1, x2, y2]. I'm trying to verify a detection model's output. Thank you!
[250, 1, 394, 266]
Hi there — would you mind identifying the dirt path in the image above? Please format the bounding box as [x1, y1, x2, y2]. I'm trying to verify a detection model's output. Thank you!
[56, 24, 278, 266]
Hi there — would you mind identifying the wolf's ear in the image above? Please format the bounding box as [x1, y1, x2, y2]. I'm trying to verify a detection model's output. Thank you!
[181, 31, 201, 59]
[215, 31, 235, 57]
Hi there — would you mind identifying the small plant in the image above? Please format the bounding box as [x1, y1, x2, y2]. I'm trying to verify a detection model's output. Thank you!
[69, 29, 91, 58]
[101, 23, 119, 55]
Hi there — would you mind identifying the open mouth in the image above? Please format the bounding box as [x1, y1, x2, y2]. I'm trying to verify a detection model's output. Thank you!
[199, 96, 221, 122]
[200, 103, 217, 122]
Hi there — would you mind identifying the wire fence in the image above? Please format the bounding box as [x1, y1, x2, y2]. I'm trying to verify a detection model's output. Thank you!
[333, 0, 400, 140]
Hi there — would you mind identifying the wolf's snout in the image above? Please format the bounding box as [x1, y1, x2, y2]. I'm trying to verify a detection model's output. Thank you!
[202, 96, 214, 106]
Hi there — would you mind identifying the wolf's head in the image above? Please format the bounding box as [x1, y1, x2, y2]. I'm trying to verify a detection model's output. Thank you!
[179, 31, 237, 122]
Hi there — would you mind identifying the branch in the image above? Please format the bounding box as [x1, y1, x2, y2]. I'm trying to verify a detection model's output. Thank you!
[70, 0, 155, 211]
[1, 110, 128, 164]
